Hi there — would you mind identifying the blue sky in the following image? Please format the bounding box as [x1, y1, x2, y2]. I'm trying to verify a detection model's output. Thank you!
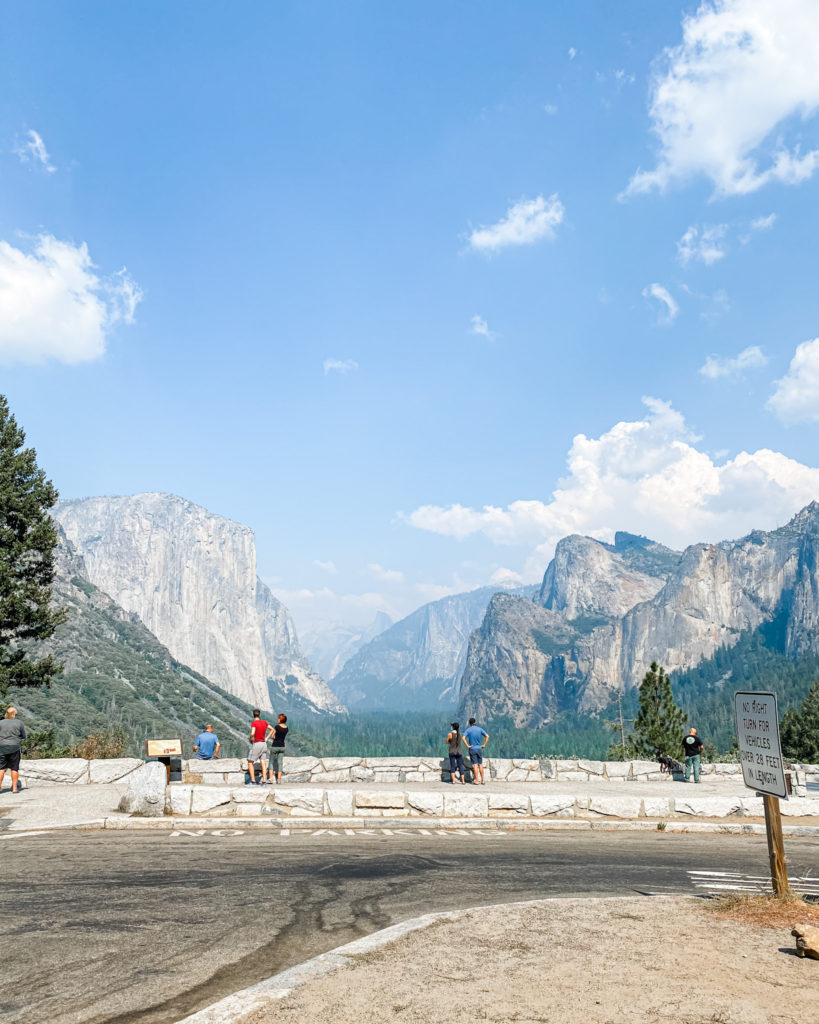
[2, 1, 819, 633]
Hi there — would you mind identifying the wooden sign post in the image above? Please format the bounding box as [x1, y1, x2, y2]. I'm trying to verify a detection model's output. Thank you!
[734, 691, 790, 897]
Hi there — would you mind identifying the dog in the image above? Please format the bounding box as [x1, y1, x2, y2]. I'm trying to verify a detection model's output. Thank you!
[658, 754, 684, 774]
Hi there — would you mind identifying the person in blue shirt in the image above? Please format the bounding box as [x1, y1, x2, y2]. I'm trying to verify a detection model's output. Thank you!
[193, 724, 220, 760]
[461, 717, 489, 785]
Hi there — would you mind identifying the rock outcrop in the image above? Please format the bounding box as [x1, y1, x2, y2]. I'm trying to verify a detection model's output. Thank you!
[302, 612, 394, 682]
[54, 494, 343, 714]
[460, 505, 819, 726]
[330, 585, 538, 710]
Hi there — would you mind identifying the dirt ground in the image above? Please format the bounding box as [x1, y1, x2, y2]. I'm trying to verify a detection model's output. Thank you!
[237, 896, 819, 1024]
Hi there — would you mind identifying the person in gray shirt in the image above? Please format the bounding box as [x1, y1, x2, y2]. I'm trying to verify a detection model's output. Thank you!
[0, 707, 26, 794]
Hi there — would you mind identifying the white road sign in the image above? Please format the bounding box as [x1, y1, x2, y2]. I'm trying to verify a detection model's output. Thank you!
[734, 691, 787, 799]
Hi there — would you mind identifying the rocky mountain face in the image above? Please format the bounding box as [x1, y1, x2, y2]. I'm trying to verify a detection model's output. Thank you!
[301, 612, 394, 682]
[459, 506, 819, 726]
[14, 527, 258, 755]
[54, 494, 344, 714]
[329, 585, 538, 710]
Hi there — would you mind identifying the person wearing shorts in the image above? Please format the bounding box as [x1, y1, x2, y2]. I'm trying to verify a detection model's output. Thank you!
[268, 714, 288, 783]
[462, 717, 489, 785]
[0, 707, 26, 794]
[247, 710, 273, 785]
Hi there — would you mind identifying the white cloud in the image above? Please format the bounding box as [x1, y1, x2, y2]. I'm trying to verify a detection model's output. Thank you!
[0, 234, 142, 365]
[405, 396, 819, 578]
[270, 583, 399, 632]
[323, 358, 358, 375]
[623, 0, 819, 198]
[568, 48, 577, 60]
[312, 559, 337, 574]
[489, 567, 524, 587]
[470, 314, 496, 340]
[642, 283, 679, 324]
[365, 563, 405, 584]
[699, 344, 768, 379]
[468, 194, 564, 253]
[767, 337, 819, 424]
[14, 129, 56, 173]
[751, 213, 777, 231]
[677, 223, 728, 265]
[544, 104, 558, 115]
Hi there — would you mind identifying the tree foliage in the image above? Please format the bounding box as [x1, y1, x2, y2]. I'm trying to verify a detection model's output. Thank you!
[632, 661, 686, 759]
[0, 395, 65, 702]
[780, 681, 819, 763]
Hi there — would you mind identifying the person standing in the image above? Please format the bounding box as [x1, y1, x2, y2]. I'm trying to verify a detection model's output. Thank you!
[268, 713, 288, 784]
[193, 724, 220, 760]
[247, 709, 273, 785]
[0, 707, 26, 794]
[462, 717, 489, 785]
[446, 722, 465, 784]
[683, 727, 704, 783]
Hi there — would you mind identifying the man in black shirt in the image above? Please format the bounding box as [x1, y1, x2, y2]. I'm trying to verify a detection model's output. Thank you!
[682, 727, 704, 783]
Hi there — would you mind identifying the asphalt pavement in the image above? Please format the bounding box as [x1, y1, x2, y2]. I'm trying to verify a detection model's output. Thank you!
[3, 827, 819, 1024]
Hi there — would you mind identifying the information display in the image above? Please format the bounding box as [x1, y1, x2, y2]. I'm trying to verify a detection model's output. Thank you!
[145, 738, 183, 757]
[733, 691, 787, 799]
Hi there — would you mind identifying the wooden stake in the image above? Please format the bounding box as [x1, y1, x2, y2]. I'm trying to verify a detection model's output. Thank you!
[763, 794, 790, 897]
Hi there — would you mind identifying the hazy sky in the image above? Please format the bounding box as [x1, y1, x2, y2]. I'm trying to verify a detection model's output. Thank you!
[2, 1, 819, 632]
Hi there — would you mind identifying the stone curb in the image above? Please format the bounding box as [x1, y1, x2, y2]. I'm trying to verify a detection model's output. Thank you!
[174, 894, 657, 1024]
[6, 816, 819, 839]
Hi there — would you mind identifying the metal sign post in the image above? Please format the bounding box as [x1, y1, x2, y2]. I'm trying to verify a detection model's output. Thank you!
[734, 691, 790, 896]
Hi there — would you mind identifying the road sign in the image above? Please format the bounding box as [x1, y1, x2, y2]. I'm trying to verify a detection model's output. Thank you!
[734, 689, 790, 896]
[734, 691, 787, 799]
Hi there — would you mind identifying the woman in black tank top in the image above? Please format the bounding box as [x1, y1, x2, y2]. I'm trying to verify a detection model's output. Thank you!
[269, 713, 288, 783]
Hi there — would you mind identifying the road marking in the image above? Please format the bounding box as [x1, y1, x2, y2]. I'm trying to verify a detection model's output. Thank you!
[168, 827, 509, 839]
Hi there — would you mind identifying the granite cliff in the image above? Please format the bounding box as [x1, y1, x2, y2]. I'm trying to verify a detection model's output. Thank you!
[459, 508, 819, 726]
[54, 494, 344, 714]
[329, 584, 538, 710]
[301, 612, 394, 682]
[13, 527, 258, 755]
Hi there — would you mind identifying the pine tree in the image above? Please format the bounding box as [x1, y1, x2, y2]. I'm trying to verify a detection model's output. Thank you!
[0, 395, 65, 703]
[781, 681, 819, 763]
[631, 661, 686, 760]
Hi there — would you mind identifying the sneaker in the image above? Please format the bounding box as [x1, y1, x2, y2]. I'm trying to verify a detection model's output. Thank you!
[245, 781, 257, 787]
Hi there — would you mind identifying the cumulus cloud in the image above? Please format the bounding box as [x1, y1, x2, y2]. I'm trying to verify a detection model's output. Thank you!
[14, 129, 56, 173]
[405, 396, 819, 578]
[489, 567, 525, 587]
[470, 314, 496, 340]
[0, 234, 142, 365]
[323, 358, 358, 375]
[642, 283, 679, 324]
[468, 194, 564, 253]
[677, 224, 728, 265]
[699, 345, 768, 379]
[767, 338, 819, 424]
[312, 559, 337, 574]
[365, 563, 405, 584]
[623, 0, 819, 198]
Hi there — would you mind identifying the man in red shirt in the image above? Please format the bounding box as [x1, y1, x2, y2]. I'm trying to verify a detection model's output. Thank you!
[247, 709, 274, 785]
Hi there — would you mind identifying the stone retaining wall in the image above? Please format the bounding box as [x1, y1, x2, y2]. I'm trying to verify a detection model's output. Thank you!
[181, 756, 748, 785]
[166, 784, 819, 821]
[18, 755, 819, 787]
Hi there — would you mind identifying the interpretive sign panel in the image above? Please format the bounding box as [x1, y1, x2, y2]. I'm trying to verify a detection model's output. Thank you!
[145, 738, 183, 757]
[734, 691, 787, 799]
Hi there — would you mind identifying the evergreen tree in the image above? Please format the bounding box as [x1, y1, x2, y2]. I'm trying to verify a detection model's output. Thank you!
[631, 661, 686, 760]
[781, 681, 819, 763]
[0, 395, 65, 703]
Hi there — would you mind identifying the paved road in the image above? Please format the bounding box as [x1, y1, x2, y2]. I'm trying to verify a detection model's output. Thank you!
[2, 827, 818, 1024]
